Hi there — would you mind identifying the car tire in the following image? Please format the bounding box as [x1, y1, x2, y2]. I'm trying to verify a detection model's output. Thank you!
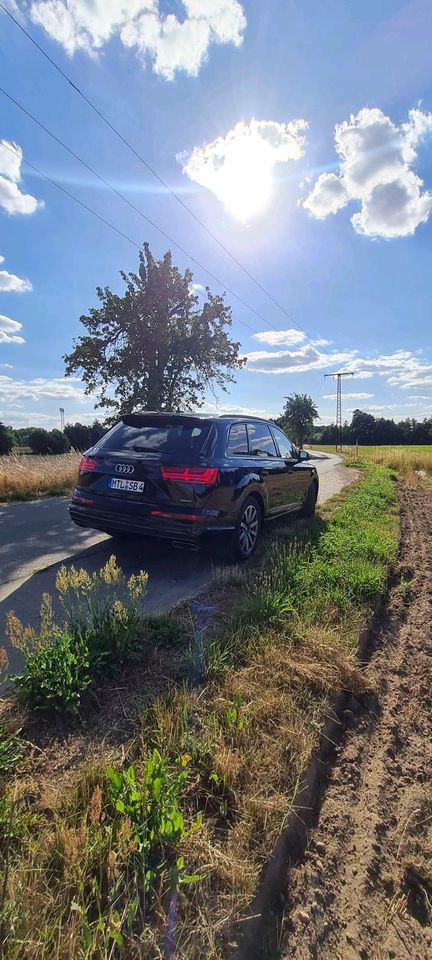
[299, 481, 318, 518]
[233, 496, 262, 561]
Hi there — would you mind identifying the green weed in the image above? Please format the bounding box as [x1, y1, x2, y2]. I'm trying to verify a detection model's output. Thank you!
[0, 727, 23, 777]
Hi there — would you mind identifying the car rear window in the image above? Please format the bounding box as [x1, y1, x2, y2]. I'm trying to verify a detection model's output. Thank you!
[94, 417, 210, 454]
[227, 422, 248, 455]
[246, 422, 278, 457]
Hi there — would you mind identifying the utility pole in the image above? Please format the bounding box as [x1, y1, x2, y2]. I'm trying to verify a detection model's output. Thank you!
[323, 371, 354, 452]
[59, 407, 65, 432]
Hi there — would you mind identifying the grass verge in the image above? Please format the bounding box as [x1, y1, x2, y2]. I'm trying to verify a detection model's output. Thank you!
[0, 452, 81, 502]
[0, 465, 398, 958]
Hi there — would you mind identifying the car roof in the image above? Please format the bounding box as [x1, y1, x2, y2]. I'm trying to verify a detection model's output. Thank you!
[123, 411, 274, 425]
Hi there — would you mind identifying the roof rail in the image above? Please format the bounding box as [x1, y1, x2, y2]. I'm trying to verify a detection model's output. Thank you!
[217, 414, 272, 423]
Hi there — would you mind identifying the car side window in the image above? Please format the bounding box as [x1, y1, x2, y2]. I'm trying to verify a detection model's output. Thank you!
[271, 427, 295, 459]
[247, 422, 278, 458]
[227, 422, 248, 455]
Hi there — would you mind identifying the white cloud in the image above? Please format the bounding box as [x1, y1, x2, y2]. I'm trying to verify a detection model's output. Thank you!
[245, 342, 356, 374]
[348, 402, 431, 413]
[0, 363, 13, 369]
[0, 314, 24, 344]
[0, 255, 32, 293]
[0, 140, 43, 216]
[29, 0, 246, 79]
[0, 375, 86, 403]
[202, 400, 276, 418]
[180, 117, 307, 219]
[323, 392, 374, 400]
[253, 328, 306, 346]
[302, 107, 432, 238]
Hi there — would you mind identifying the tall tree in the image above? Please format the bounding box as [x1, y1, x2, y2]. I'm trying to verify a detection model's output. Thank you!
[64, 243, 245, 417]
[280, 393, 318, 448]
[0, 422, 14, 455]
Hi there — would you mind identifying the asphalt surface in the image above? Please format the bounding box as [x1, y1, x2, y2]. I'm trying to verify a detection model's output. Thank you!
[0, 451, 343, 677]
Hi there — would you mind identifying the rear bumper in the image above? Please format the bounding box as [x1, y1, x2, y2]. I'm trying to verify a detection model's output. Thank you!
[69, 490, 234, 544]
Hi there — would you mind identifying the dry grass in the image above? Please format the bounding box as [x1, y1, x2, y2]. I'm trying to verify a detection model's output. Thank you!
[308, 444, 432, 477]
[0, 451, 81, 502]
[0, 466, 399, 959]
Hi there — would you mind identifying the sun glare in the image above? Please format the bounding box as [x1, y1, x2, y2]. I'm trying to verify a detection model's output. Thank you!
[219, 138, 274, 220]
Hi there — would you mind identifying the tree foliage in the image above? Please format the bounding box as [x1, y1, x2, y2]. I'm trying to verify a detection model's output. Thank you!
[28, 428, 71, 455]
[279, 393, 318, 448]
[0, 421, 14, 455]
[64, 243, 245, 418]
[64, 420, 105, 451]
[315, 409, 432, 445]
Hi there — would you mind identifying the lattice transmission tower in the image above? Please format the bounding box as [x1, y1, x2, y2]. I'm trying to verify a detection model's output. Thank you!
[323, 371, 354, 452]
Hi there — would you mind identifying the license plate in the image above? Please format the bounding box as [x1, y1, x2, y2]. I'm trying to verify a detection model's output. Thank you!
[108, 478, 145, 493]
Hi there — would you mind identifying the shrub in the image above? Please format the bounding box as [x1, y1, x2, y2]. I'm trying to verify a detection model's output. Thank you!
[106, 752, 202, 895]
[6, 557, 150, 713]
[0, 421, 13, 455]
[56, 555, 149, 673]
[7, 601, 91, 714]
[28, 428, 70, 455]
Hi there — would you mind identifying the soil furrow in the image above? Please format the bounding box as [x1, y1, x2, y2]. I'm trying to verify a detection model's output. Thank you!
[282, 483, 432, 960]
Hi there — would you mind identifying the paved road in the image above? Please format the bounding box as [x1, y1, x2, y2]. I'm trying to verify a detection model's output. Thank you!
[0, 451, 343, 676]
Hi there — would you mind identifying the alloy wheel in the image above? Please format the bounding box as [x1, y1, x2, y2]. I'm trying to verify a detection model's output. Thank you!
[239, 503, 260, 557]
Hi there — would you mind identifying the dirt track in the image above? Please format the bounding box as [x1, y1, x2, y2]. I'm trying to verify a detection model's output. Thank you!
[283, 481, 432, 960]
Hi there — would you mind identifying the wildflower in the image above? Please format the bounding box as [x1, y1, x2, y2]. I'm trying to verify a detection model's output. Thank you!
[100, 555, 121, 585]
[128, 570, 149, 602]
[112, 599, 128, 622]
[39, 593, 54, 643]
[0, 647, 8, 675]
[88, 785, 103, 826]
[55, 564, 69, 596]
[5, 612, 36, 653]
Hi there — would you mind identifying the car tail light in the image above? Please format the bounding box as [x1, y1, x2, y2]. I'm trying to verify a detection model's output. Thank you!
[160, 466, 219, 485]
[79, 456, 97, 472]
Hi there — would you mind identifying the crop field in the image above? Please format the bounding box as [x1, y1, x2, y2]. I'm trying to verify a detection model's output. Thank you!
[0, 451, 81, 502]
[309, 443, 432, 476]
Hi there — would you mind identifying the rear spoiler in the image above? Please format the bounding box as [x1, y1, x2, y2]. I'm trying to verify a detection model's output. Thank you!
[121, 413, 207, 427]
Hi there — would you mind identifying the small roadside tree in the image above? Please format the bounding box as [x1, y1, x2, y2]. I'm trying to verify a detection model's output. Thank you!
[0, 421, 14, 454]
[28, 429, 70, 454]
[48, 429, 70, 454]
[28, 428, 51, 454]
[280, 393, 318, 448]
[64, 243, 245, 418]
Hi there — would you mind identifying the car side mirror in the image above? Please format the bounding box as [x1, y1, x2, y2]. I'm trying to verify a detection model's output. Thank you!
[298, 449, 310, 461]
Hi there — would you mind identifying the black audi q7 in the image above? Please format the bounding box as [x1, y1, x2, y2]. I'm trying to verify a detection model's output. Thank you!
[70, 413, 319, 559]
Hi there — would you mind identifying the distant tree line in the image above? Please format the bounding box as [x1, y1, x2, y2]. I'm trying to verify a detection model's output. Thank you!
[314, 409, 432, 446]
[0, 420, 106, 455]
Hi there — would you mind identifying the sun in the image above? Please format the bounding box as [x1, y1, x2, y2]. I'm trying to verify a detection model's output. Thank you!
[218, 137, 274, 220]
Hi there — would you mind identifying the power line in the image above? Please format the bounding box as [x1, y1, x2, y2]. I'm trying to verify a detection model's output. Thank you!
[0, 1, 316, 341]
[1, 85, 287, 334]
[0, 140, 258, 335]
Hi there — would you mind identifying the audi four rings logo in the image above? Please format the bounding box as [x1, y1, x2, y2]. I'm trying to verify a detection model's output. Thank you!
[115, 463, 134, 475]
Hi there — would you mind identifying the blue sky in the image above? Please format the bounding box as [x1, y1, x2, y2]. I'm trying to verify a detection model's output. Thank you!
[0, 0, 431, 430]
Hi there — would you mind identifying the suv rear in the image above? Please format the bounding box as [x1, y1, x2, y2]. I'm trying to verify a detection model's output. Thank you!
[70, 413, 318, 559]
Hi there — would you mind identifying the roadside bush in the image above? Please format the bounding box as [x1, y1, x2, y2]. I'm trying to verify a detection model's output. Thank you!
[56, 555, 149, 673]
[28, 428, 70, 455]
[107, 752, 202, 899]
[0, 421, 14, 455]
[6, 557, 150, 713]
